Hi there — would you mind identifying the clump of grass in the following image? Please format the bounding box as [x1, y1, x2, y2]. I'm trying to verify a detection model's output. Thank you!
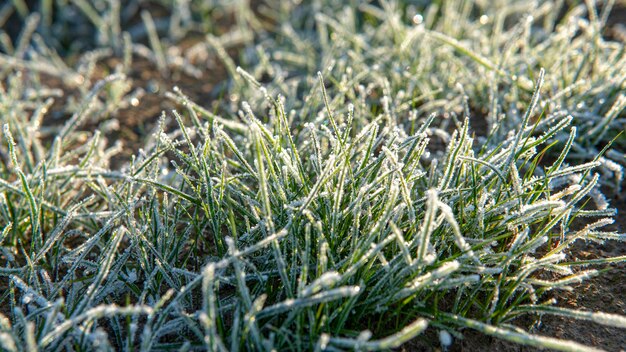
[220, 0, 626, 191]
[0, 0, 625, 351]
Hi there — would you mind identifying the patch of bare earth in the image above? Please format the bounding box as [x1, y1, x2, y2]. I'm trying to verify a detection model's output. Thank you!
[533, 193, 626, 352]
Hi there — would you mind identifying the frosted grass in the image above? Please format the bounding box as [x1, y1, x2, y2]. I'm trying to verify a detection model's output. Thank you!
[0, 0, 624, 351]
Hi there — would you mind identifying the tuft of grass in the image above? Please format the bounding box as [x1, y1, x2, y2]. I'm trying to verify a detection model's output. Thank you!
[0, 0, 624, 351]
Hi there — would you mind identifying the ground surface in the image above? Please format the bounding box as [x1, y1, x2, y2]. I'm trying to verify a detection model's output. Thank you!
[449, 197, 626, 351]
[76, 50, 626, 352]
[60, 8, 626, 351]
[1, 1, 625, 351]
